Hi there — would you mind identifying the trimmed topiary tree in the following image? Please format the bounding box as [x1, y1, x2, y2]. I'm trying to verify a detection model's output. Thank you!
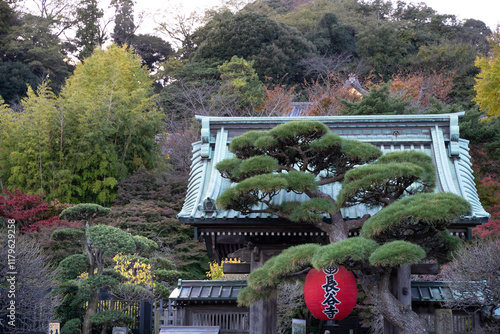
[58, 203, 158, 334]
[215, 120, 471, 333]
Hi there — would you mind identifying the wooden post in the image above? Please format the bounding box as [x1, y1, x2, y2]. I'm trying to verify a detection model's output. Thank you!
[248, 246, 277, 334]
[397, 265, 412, 309]
[435, 309, 453, 334]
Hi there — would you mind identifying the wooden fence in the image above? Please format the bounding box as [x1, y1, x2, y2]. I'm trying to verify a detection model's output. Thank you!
[192, 311, 249, 332]
[419, 312, 480, 334]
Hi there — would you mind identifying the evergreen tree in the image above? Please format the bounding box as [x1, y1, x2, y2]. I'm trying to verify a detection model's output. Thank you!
[1, 12, 73, 100]
[112, 0, 136, 47]
[131, 34, 174, 71]
[192, 11, 315, 84]
[58, 204, 158, 334]
[215, 120, 470, 333]
[306, 13, 356, 57]
[74, 0, 105, 61]
[340, 84, 413, 115]
[213, 56, 265, 115]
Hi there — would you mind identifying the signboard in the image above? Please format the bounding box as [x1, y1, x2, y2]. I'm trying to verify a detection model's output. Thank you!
[292, 319, 306, 334]
[48, 321, 60, 334]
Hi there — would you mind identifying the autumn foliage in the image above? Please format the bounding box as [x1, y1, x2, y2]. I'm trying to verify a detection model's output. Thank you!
[304, 74, 362, 116]
[469, 145, 500, 239]
[389, 71, 454, 109]
[256, 84, 297, 116]
[0, 189, 66, 232]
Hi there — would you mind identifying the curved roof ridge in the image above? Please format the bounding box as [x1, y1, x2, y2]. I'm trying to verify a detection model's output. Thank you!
[455, 139, 490, 218]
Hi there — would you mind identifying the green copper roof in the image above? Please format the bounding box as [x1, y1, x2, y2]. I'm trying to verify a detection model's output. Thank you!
[178, 114, 489, 224]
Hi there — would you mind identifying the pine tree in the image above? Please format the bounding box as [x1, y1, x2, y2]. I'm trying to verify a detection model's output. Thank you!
[215, 120, 470, 333]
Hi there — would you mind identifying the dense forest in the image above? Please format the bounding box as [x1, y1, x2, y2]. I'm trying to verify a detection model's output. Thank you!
[0, 0, 499, 333]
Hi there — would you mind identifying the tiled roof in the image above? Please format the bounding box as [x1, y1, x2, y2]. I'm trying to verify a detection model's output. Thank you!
[411, 281, 453, 302]
[169, 279, 452, 303]
[178, 114, 490, 224]
[169, 280, 247, 303]
[160, 327, 220, 334]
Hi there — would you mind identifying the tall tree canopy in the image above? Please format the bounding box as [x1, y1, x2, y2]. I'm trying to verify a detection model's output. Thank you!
[0, 44, 163, 204]
[112, 0, 136, 47]
[74, 0, 106, 61]
[191, 11, 315, 84]
[474, 27, 500, 117]
[0, 10, 73, 103]
[215, 120, 470, 333]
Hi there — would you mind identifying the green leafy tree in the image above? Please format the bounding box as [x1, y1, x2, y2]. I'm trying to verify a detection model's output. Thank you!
[1, 12, 73, 99]
[213, 56, 265, 114]
[60, 44, 163, 203]
[0, 44, 164, 204]
[215, 120, 470, 333]
[58, 203, 158, 334]
[340, 84, 413, 115]
[306, 12, 356, 57]
[0, 1, 14, 46]
[192, 11, 315, 84]
[474, 27, 500, 118]
[356, 22, 410, 79]
[131, 34, 174, 71]
[0, 83, 58, 194]
[0, 61, 39, 104]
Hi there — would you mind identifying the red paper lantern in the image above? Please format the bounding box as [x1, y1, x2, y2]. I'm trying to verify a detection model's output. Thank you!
[304, 266, 357, 321]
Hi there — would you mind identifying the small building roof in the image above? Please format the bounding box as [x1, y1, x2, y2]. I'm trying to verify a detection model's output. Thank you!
[160, 327, 220, 334]
[169, 279, 452, 304]
[178, 113, 489, 230]
[411, 281, 453, 302]
[169, 280, 247, 305]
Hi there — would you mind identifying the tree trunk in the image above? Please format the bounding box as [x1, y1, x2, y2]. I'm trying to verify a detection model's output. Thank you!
[357, 269, 427, 334]
[83, 222, 99, 334]
[328, 211, 349, 242]
[82, 289, 99, 334]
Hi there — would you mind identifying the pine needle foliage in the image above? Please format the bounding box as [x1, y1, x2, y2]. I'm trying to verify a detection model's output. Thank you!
[60, 203, 110, 223]
[311, 237, 379, 269]
[369, 241, 426, 267]
[341, 84, 412, 115]
[88, 225, 136, 257]
[58, 254, 90, 281]
[268, 121, 329, 144]
[341, 138, 384, 163]
[216, 155, 280, 182]
[215, 158, 242, 181]
[246, 260, 277, 291]
[266, 244, 321, 281]
[229, 130, 268, 158]
[360, 193, 471, 242]
[337, 150, 436, 209]
[290, 198, 335, 223]
[246, 244, 320, 293]
[376, 150, 435, 187]
[238, 285, 275, 307]
[282, 171, 318, 193]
